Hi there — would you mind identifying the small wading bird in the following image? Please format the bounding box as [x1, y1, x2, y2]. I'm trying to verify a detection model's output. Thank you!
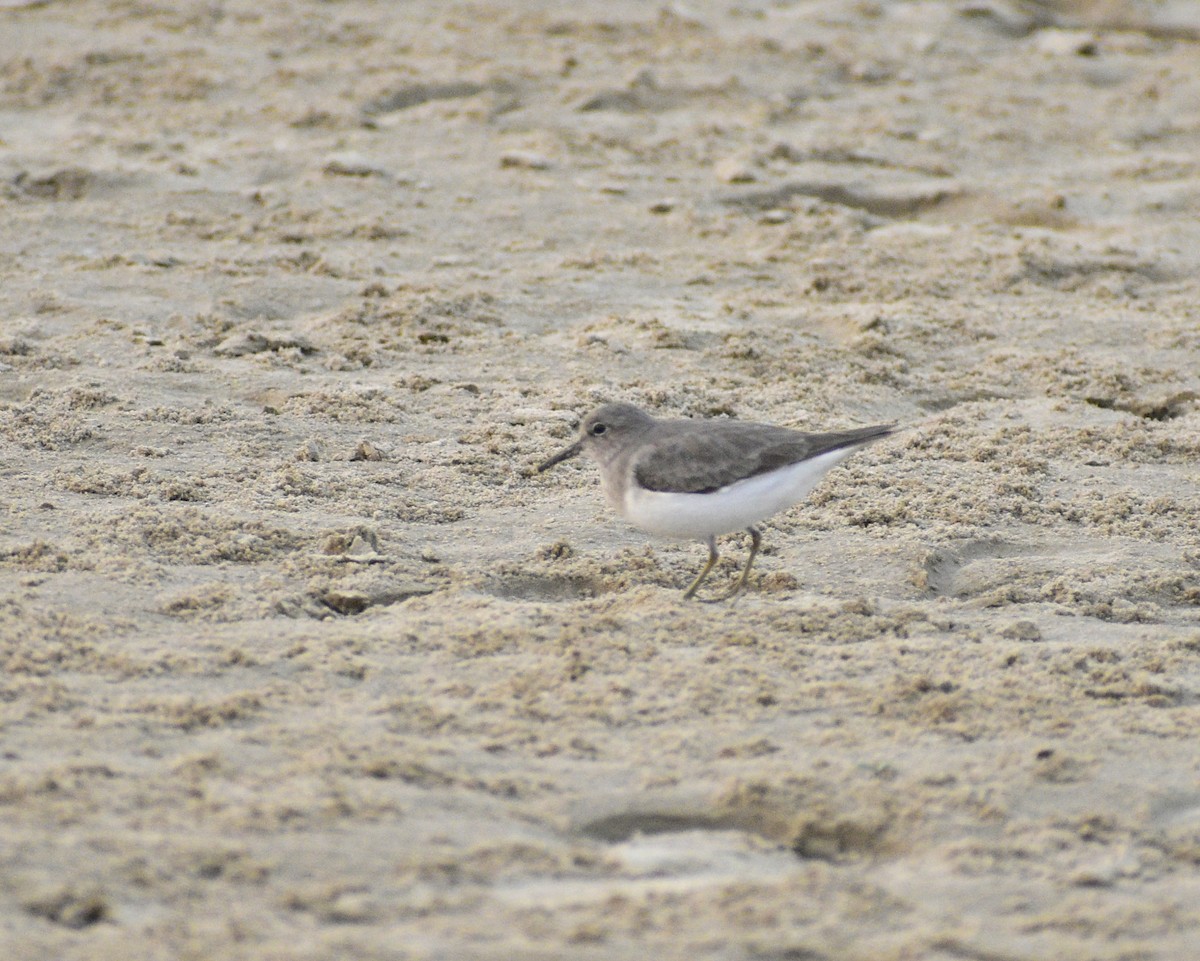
[537, 402, 895, 601]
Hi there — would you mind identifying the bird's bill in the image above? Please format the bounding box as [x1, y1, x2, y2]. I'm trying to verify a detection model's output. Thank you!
[537, 439, 583, 472]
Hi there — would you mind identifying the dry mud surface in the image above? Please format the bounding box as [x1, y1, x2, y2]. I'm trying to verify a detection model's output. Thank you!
[3, 2, 1200, 959]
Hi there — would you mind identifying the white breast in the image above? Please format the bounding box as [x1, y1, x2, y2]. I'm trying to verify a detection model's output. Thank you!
[619, 447, 859, 540]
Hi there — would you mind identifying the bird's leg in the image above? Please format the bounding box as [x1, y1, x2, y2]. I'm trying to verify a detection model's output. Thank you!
[698, 527, 761, 604]
[729, 526, 762, 598]
[682, 536, 720, 600]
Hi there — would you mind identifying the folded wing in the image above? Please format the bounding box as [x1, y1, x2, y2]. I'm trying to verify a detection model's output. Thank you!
[634, 422, 895, 494]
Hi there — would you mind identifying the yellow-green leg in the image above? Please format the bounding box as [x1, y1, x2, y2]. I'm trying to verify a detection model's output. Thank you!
[682, 536, 720, 600]
[725, 526, 762, 600]
[683, 528, 762, 603]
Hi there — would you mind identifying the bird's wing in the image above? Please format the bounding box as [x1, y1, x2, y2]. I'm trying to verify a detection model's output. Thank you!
[633, 422, 895, 494]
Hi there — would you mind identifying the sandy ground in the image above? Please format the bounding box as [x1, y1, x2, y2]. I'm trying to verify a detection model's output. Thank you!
[2, 1, 1200, 958]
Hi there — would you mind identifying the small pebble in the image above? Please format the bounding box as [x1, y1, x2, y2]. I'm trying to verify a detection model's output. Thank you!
[500, 150, 552, 170]
[1034, 29, 1098, 57]
[714, 158, 755, 183]
[324, 153, 389, 177]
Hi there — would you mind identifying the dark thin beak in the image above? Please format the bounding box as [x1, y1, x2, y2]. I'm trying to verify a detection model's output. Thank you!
[537, 439, 583, 472]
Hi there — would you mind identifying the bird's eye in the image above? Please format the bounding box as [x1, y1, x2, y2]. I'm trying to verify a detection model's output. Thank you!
[591, 423, 607, 436]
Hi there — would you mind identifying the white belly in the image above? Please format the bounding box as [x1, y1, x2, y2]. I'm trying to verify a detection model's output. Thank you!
[618, 447, 858, 540]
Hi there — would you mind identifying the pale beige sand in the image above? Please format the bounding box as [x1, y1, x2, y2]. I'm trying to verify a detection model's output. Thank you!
[2, 1, 1200, 959]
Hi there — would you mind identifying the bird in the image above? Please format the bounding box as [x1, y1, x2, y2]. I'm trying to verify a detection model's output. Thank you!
[537, 402, 895, 601]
